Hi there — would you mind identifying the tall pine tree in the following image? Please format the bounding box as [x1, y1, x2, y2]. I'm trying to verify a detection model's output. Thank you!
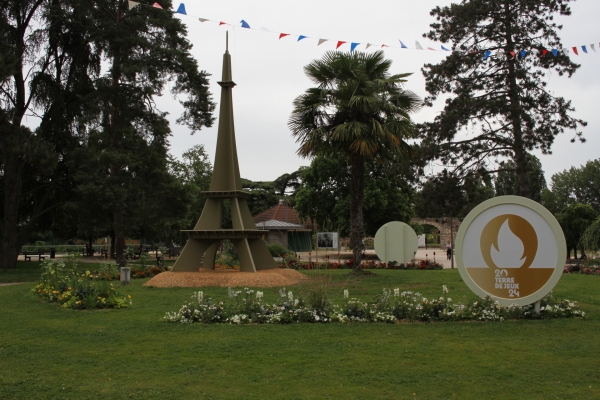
[77, 0, 215, 266]
[420, 0, 585, 199]
[0, 0, 98, 269]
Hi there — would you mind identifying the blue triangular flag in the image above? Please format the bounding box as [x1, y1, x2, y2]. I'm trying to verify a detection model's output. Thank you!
[240, 20, 250, 29]
[441, 45, 450, 51]
[552, 49, 558, 57]
[483, 51, 492, 60]
[176, 3, 186, 15]
[297, 35, 307, 41]
[582, 45, 588, 53]
[399, 40, 407, 49]
[520, 50, 527, 58]
[350, 42, 360, 52]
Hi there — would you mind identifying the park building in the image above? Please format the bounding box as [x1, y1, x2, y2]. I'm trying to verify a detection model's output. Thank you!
[253, 200, 313, 252]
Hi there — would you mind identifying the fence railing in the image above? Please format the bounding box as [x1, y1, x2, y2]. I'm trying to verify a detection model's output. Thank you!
[20, 244, 144, 254]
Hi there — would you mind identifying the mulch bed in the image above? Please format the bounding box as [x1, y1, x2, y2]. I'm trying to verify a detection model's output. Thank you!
[143, 268, 308, 288]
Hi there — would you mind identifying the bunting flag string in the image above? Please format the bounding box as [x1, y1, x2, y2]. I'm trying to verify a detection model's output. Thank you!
[126, 2, 600, 59]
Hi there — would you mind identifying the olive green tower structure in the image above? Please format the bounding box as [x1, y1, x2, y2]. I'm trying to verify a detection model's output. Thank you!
[171, 35, 275, 273]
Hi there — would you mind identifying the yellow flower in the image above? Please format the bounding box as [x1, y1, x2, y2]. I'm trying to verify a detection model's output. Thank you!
[127, 295, 131, 299]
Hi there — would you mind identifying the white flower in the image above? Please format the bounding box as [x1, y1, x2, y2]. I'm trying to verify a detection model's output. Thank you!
[442, 285, 449, 294]
[343, 289, 349, 299]
[256, 291, 263, 300]
[393, 288, 400, 297]
[294, 298, 299, 307]
[288, 291, 294, 302]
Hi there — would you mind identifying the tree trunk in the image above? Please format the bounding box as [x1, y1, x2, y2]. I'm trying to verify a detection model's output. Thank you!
[113, 211, 127, 268]
[504, 1, 531, 199]
[110, 233, 115, 259]
[1, 157, 22, 269]
[349, 154, 366, 271]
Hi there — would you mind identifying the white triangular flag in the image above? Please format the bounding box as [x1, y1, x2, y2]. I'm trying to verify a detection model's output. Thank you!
[198, 18, 209, 22]
[591, 44, 596, 52]
[128, 1, 139, 10]
[317, 39, 328, 46]
[562, 47, 570, 55]
[365, 43, 373, 49]
[415, 40, 424, 50]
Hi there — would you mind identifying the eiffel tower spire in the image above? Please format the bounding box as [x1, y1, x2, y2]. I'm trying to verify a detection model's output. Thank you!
[172, 33, 275, 273]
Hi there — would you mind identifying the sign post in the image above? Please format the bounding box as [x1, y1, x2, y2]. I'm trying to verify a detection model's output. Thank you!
[455, 196, 567, 306]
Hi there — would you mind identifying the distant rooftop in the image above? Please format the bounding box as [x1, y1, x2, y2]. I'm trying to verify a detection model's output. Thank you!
[253, 199, 301, 225]
[255, 219, 305, 230]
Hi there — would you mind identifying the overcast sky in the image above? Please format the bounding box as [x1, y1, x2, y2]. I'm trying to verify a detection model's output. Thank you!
[157, 0, 599, 184]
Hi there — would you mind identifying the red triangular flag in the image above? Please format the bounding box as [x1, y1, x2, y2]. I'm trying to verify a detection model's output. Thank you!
[336, 41, 346, 49]
[279, 33, 290, 39]
[509, 51, 516, 60]
[572, 46, 579, 55]
[541, 49, 548, 57]
[219, 21, 227, 26]
[381, 44, 388, 48]
[152, 2, 162, 8]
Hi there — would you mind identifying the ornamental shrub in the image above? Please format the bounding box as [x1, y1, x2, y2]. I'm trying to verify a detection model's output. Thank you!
[33, 255, 132, 310]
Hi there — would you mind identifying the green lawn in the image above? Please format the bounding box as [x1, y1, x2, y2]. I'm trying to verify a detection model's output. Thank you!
[1, 268, 599, 399]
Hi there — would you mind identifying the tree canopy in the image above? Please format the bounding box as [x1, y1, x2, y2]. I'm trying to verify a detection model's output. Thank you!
[415, 169, 494, 219]
[0, 0, 216, 269]
[494, 153, 547, 202]
[420, 0, 585, 199]
[557, 203, 598, 259]
[294, 152, 416, 238]
[0, 0, 99, 269]
[542, 159, 600, 214]
[289, 50, 420, 269]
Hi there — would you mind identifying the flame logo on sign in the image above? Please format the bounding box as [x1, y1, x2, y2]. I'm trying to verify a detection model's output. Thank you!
[480, 214, 537, 269]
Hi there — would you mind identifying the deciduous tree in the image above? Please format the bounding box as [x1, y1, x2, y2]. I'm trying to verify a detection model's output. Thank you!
[543, 159, 600, 213]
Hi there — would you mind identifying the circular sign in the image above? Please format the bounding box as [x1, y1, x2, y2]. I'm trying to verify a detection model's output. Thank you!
[374, 221, 418, 265]
[455, 196, 566, 306]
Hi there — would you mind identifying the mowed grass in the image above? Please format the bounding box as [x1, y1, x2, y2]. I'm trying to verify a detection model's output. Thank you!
[1, 267, 599, 399]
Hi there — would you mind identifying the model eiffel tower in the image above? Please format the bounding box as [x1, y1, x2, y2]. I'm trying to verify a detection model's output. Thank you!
[171, 34, 275, 273]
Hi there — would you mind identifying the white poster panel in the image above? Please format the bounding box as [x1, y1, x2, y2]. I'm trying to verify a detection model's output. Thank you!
[317, 232, 338, 249]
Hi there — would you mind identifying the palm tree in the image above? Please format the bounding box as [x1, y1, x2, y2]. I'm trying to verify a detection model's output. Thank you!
[288, 50, 421, 271]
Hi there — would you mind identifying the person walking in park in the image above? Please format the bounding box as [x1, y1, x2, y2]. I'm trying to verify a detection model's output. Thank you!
[446, 242, 452, 260]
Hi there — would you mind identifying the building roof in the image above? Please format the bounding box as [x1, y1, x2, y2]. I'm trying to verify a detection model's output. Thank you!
[255, 220, 306, 230]
[253, 200, 302, 225]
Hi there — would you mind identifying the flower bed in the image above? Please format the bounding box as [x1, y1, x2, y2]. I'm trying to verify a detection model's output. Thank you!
[278, 259, 443, 270]
[164, 285, 584, 324]
[563, 264, 600, 275]
[32, 256, 132, 310]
